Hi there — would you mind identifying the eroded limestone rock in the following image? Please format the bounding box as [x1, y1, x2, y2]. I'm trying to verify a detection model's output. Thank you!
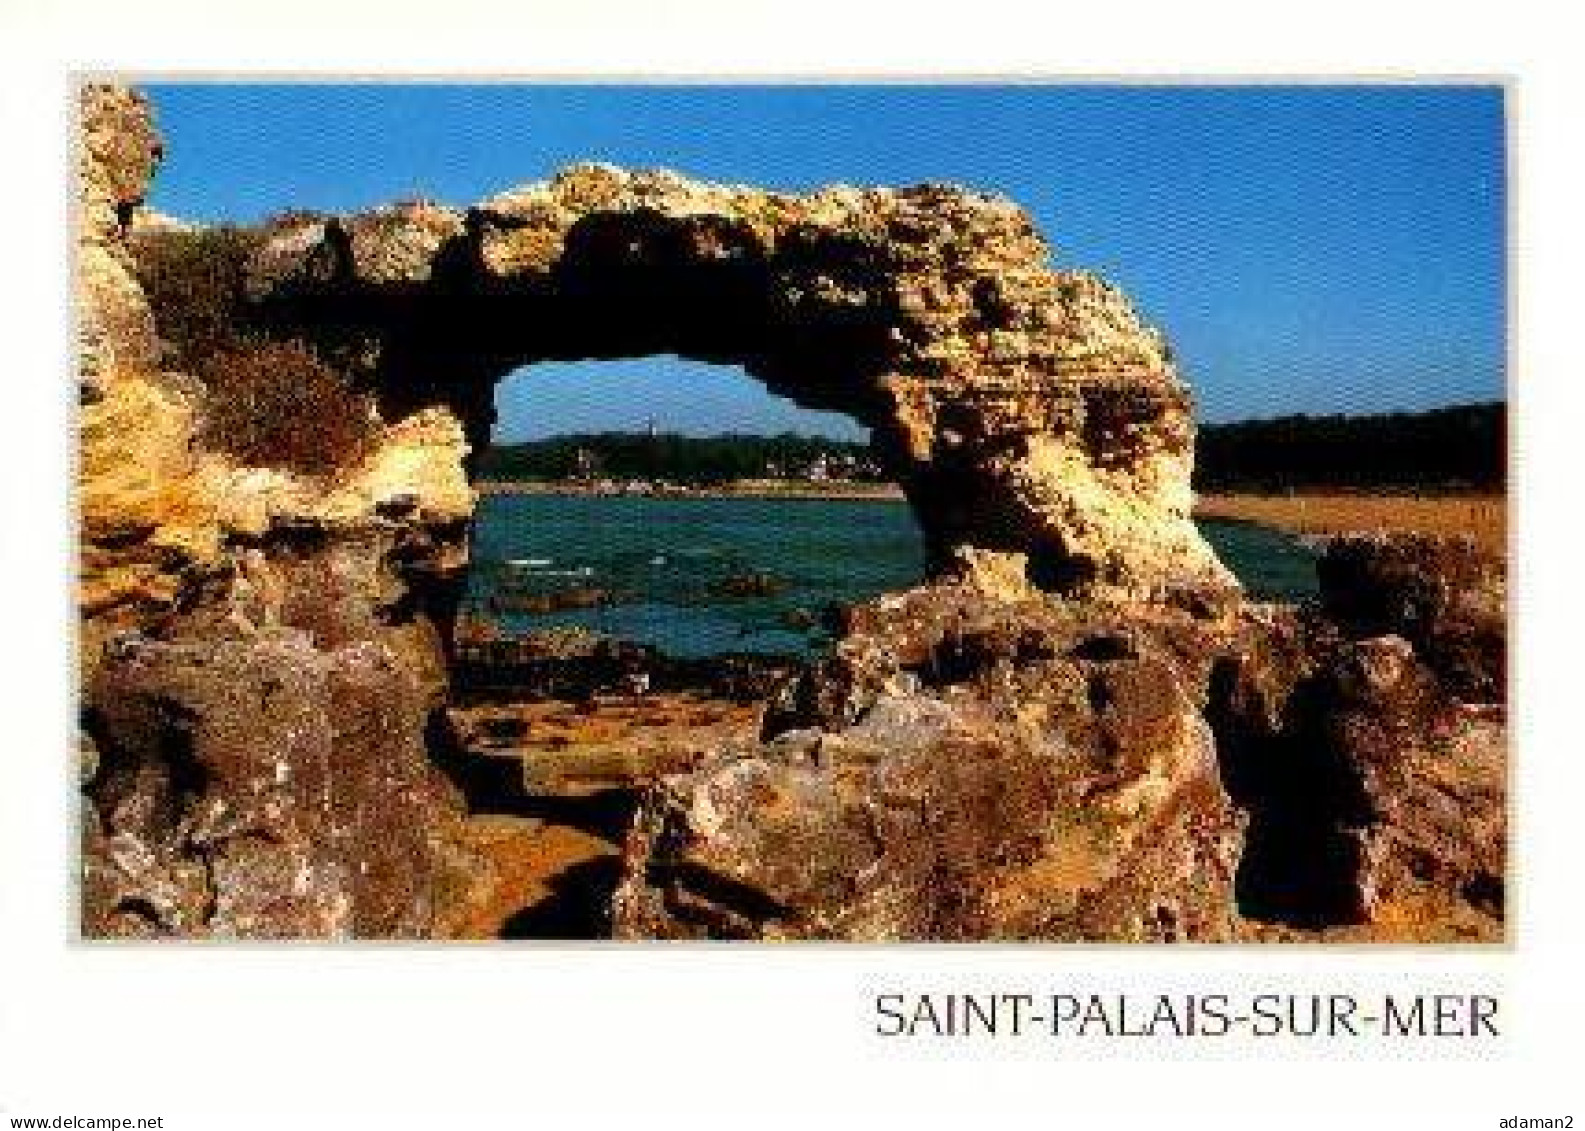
[247, 167, 1237, 612]
[1207, 536, 1506, 940]
[78, 83, 162, 383]
[1318, 532, 1506, 703]
[615, 534, 1506, 943]
[75, 83, 1504, 942]
[612, 583, 1246, 940]
[82, 629, 460, 937]
[76, 85, 472, 938]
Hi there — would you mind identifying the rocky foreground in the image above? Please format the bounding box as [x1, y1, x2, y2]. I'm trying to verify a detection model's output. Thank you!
[604, 534, 1503, 941]
[76, 85, 1504, 941]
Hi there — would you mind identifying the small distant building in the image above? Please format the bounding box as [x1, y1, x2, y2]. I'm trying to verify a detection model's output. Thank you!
[571, 446, 602, 482]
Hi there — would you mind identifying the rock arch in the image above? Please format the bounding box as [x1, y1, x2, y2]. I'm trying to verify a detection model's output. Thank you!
[79, 85, 1505, 944]
[244, 165, 1238, 610]
[79, 85, 1249, 940]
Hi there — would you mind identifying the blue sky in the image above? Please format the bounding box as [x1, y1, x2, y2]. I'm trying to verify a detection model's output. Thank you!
[143, 83, 1506, 441]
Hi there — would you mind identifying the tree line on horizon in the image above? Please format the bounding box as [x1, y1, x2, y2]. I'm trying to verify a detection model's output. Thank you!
[475, 430, 884, 484]
[1192, 401, 1505, 492]
[475, 402, 1505, 491]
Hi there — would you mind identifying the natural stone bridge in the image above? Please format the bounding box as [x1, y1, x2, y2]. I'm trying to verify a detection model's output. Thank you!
[77, 85, 1504, 942]
[242, 162, 1237, 611]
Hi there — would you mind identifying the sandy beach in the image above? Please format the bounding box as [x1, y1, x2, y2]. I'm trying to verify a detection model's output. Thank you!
[1194, 491, 1506, 553]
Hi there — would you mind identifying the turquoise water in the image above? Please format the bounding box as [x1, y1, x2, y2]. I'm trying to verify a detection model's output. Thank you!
[467, 494, 1317, 657]
[1199, 518, 1322, 604]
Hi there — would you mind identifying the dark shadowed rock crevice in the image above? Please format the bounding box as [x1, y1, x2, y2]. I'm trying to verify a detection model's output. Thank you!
[1205, 538, 1506, 940]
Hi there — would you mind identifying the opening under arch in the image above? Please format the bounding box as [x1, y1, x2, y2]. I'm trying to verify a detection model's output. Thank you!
[461, 356, 925, 661]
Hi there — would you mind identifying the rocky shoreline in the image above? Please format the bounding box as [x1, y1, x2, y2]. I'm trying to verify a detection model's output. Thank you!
[476, 478, 906, 500]
[76, 84, 1504, 942]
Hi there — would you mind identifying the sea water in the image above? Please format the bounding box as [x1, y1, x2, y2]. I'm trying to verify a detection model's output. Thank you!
[466, 493, 1318, 657]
